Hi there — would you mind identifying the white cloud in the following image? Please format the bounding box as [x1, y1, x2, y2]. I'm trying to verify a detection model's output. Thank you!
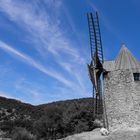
[1, 0, 85, 60]
[0, 40, 73, 87]
[0, 0, 80, 58]
[0, 0, 90, 101]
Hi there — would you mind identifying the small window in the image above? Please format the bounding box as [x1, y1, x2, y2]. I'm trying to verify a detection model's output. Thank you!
[133, 73, 140, 81]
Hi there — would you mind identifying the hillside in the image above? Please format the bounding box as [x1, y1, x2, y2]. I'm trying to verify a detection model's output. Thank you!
[0, 96, 95, 119]
[0, 96, 98, 139]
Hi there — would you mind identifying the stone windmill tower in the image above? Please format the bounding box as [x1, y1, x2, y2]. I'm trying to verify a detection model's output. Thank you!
[104, 44, 140, 131]
[87, 12, 140, 131]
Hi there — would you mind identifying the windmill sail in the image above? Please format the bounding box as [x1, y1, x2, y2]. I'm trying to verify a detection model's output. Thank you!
[87, 12, 108, 128]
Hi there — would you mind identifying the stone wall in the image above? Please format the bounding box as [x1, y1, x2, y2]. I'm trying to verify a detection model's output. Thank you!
[104, 69, 140, 131]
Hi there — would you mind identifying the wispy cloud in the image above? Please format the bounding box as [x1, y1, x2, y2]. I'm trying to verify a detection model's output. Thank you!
[0, 0, 90, 103]
[0, 0, 86, 84]
[0, 40, 73, 87]
[13, 78, 46, 104]
[0, 0, 83, 59]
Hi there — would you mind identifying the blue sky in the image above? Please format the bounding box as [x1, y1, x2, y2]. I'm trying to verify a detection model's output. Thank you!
[0, 0, 140, 105]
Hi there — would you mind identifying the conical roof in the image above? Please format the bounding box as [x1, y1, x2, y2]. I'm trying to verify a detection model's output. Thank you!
[115, 44, 140, 70]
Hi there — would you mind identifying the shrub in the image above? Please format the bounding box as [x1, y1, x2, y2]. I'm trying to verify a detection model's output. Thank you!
[11, 127, 36, 140]
[33, 106, 64, 139]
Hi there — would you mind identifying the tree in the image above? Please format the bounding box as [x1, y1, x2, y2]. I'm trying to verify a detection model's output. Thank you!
[12, 127, 36, 140]
[33, 106, 64, 139]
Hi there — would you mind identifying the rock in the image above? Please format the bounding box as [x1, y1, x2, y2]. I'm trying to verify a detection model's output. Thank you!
[100, 128, 109, 136]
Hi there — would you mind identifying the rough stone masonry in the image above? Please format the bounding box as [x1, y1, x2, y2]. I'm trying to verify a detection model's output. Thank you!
[103, 44, 140, 131]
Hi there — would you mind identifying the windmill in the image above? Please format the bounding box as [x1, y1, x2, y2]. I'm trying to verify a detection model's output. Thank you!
[87, 12, 108, 128]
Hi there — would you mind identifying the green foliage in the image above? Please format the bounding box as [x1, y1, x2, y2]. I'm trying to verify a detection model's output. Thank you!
[11, 127, 36, 140]
[0, 96, 100, 139]
[33, 105, 95, 139]
[63, 110, 94, 135]
[0, 120, 14, 133]
[33, 106, 64, 139]
[0, 119, 33, 133]
[0, 96, 35, 118]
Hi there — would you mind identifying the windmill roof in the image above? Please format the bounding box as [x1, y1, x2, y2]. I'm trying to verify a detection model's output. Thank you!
[103, 44, 140, 71]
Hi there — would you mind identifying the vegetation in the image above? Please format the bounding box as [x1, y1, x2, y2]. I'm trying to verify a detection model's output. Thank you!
[11, 127, 36, 140]
[0, 96, 100, 139]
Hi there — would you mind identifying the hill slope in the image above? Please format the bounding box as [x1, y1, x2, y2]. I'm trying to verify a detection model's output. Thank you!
[0, 96, 94, 119]
[0, 96, 97, 139]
